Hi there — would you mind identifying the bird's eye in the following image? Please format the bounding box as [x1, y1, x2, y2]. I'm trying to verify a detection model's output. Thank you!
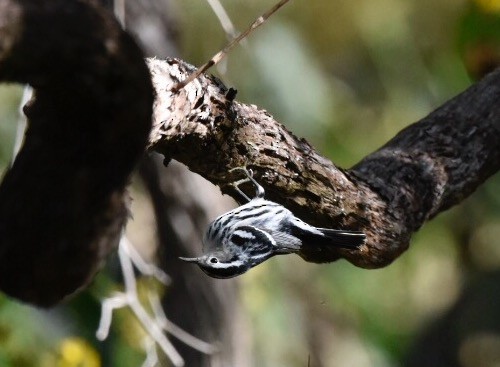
[210, 257, 218, 264]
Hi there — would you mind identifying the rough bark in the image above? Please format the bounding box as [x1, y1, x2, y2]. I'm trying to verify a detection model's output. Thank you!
[0, 0, 153, 306]
[148, 57, 500, 269]
[0, 0, 499, 307]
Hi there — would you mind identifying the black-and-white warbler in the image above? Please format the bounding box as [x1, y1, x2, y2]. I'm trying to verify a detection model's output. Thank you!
[180, 168, 366, 278]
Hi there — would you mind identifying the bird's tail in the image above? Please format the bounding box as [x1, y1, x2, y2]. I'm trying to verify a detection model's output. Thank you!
[317, 228, 366, 249]
[290, 219, 366, 250]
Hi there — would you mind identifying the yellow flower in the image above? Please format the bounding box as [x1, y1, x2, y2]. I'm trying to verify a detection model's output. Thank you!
[57, 337, 101, 367]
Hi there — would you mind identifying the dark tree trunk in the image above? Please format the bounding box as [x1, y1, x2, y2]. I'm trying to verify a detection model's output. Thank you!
[0, 0, 153, 306]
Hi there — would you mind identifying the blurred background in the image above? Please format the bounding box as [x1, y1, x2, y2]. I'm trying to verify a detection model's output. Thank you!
[1, 0, 500, 366]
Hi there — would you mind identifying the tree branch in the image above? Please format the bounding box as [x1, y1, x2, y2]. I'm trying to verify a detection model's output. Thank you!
[0, 0, 497, 305]
[148, 57, 500, 268]
[0, 0, 153, 306]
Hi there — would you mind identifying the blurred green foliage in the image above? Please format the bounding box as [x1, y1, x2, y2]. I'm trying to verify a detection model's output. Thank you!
[0, 0, 500, 366]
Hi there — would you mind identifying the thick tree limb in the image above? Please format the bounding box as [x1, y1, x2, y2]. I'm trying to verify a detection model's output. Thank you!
[0, 0, 153, 306]
[148, 57, 500, 268]
[0, 0, 497, 306]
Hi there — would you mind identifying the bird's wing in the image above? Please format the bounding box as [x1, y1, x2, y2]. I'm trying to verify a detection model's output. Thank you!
[230, 225, 277, 256]
[268, 230, 302, 252]
[231, 226, 300, 255]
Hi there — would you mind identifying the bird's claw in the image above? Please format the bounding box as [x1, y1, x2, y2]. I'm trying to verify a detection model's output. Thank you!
[228, 166, 264, 202]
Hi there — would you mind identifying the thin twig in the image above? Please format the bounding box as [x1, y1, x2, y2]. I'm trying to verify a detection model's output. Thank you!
[114, 0, 126, 28]
[118, 238, 184, 366]
[206, 0, 239, 40]
[141, 339, 159, 367]
[171, 0, 291, 92]
[149, 292, 218, 354]
[13, 86, 32, 160]
[97, 236, 216, 367]
[96, 294, 128, 340]
[205, 0, 247, 74]
[120, 236, 171, 285]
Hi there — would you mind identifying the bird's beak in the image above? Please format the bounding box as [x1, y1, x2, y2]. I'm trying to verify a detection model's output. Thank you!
[179, 256, 203, 264]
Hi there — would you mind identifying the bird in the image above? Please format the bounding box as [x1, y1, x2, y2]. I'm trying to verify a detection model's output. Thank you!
[180, 167, 366, 278]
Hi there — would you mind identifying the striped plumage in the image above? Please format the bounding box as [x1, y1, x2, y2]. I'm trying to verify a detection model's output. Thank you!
[180, 169, 366, 278]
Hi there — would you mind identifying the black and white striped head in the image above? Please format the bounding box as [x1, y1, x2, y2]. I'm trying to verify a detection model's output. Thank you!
[179, 251, 250, 279]
[180, 225, 278, 278]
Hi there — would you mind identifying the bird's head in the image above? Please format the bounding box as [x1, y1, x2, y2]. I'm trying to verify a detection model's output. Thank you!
[179, 251, 251, 279]
[182, 225, 280, 278]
